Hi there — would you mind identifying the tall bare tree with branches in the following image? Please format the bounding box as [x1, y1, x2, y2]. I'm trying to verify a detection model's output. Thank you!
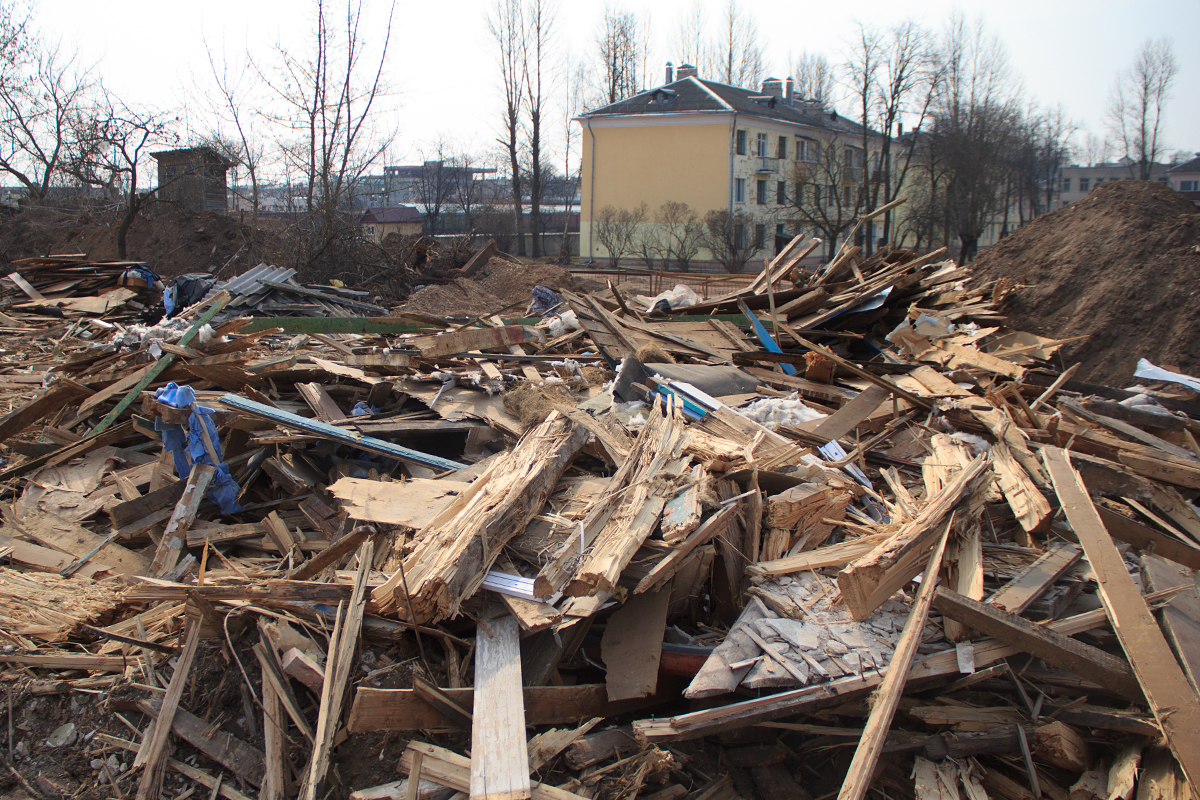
[1106, 37, 1177, 180]
[489, 0, 527, 256]
[596, 5, 649, 103]
[791, 52, 833, 107]
[523, 0, 555, 258]
[711, 0, 763, 88]
[262, 0, 395, 269]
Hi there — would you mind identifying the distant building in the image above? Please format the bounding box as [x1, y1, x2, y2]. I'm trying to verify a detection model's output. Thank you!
[1167, 154, 1200, 204]
[360, 206, 422, 244]
[152, 147, 235, 214]
[1055, 159, 1169, 208]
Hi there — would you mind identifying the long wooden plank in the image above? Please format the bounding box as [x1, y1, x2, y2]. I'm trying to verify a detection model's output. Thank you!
[135, 698, 263, 784]
[136, 622, 201, 800]
[1141, 554, 1200, 695]
[806, 383, 890, 442]
[348, 685, 649, 732]
[986, 542, 1082, 615]
[1095, 505, 1200, 571]
[1118, 451, 1200, 490]
[934, 587, 1142, 700]
[409, 325, 530, 358]
[837, 518, 951, 800]
[990, 443, 1052, 534]
[1042, 447, 1200, 784]
[470, 613, 530, 800]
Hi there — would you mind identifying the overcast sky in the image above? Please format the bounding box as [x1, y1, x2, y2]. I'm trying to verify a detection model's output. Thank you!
[39, 0, 1200, 172]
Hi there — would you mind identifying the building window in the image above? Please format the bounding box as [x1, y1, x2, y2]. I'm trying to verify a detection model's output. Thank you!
[734, 178, 745, 203]
[796, 138, 816, 162]
[733, 224, 745, 249]
[365, 225, 375, 236]
[776, 223, 785, 238]
[1182, 180, 1199, 191]
[844, 185, 853, 206]
[812, 184, 820, 205]
[1079, 178, 1089, 192]
[754, 224, 765, 249]
[776, 181, 786, 205]
[757, 132, 768, 157]
[1094, 179, 1103, 187]
[827, 185, 836, 207]
[756, 179, 767, 204]
[777, 136, 787, 159]
[1062, 178, 1070, 192]
[736, 129, 746, 155]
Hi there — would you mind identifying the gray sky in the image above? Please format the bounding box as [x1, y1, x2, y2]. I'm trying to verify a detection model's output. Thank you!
[41, 0, 1200, 172]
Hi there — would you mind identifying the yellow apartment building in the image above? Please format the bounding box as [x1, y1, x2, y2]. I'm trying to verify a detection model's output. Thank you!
[578, 65, 883, 272]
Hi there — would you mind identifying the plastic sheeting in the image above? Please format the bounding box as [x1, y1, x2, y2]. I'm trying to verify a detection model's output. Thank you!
[154, 382, 242, 515]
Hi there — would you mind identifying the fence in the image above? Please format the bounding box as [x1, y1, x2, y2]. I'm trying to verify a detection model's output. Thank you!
[567, 267, 756, 301]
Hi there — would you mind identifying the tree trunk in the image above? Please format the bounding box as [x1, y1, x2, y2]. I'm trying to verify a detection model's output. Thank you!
[529, 113, 542, 258]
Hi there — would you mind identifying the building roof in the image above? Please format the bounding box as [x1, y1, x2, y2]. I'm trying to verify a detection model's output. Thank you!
[1168, 155, 1200, 174]
[360, 206, 422, 225]
[580, 76, 872, 138]
[150, 146, 236, 167]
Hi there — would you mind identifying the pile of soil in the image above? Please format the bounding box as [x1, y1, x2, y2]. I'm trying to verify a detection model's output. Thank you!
[971, 181, 1200, 386]
[397, 277, 506, 318]
[0, 204, 287, 281]
[475, 257, 604, 302]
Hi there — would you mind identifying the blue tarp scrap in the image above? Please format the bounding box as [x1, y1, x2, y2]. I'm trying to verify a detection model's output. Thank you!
[529, 285, 564, 316]
[154, 382, 242, 514]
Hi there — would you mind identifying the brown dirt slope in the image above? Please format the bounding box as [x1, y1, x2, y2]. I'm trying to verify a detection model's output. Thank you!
[971, 180, 1200, 386]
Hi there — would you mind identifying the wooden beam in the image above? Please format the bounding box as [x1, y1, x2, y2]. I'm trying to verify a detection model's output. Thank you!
[986, 542, 1082, 615]
[837, 518, 952, 800]
[1042, 447, 1200, 785]
[1094, 505, 1200, 571]
[0, 378, 91, 445]
[470, 613, 531, 800]
[147, 464, 215, 578]
[933, 587, 1142, 700]
[409, 325, 530, 358]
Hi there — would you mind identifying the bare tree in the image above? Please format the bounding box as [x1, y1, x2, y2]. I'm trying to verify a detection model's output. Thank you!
[698, 208, 760, 273]
[448, 150, 486, 233]
[1078, 132, 1111, 167]
[263, 0, 396, 269]
[63, 96, 176, 258]
[791, 51, 833, 107]
[787, 136, 864, 256]
[656, 200, 702, 270]
[1106, 37, 1177, 180]
[415, 142, 455, 234]
[711, 0, 763, 88]
[0, 42, 92, 200]
[929, 14, 1021, 262]
[596, 5, 649, 103]
[633, 218, 668, 269]
[523, 0, 555, 258]
[489, 0, 527, 256]
[593, 203, 646, 267]
[672, 1, 707, 78]
[202, 40, 263, 239]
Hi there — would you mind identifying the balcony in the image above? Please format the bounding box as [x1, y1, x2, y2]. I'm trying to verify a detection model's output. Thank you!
[755, 156, 779, 174]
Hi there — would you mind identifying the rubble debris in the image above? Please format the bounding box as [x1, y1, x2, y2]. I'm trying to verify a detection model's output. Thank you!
[0, 230, 1199, 800]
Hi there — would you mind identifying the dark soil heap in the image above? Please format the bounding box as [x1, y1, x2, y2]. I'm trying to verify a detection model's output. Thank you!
[971, 180, 1200, 386]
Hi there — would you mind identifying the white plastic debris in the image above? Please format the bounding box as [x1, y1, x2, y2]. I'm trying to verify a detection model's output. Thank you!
[643, 284, 702, 312]
[736, 395, 827, 429]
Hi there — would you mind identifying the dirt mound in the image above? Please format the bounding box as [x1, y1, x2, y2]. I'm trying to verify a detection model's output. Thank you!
[475, 257, 603, 302]
[0, 204, 288, 280]
[971, 180, 1200, 386]
[397, 277, 506, 318]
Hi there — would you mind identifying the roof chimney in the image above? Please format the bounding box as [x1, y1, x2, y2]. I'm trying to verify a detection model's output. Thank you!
[762, 77, 783, 99]
[785, 76, 794, 106]
[665, 62, 674, 84]
[676, 63, 698, 80]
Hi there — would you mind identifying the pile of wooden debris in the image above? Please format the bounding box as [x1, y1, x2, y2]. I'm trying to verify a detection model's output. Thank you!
[0, 233, 1197, 800]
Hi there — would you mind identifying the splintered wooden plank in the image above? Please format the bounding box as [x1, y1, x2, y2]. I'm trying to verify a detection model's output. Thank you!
[601, 588, 670, 701]
[409, 325, 530, 359]
[986, 542, 1082, 615]
[990, 442, 1053, 534]
[1043, 447, 1200, 785]
[296, 383, 347, 422]
[1118, 452, 1200, 490]
[837, 518, 952, 800]
[1095, 505, 1200, 571]
[136, 622, 201, 800]
[327, 477, 470, 529]
[148, 464, 215, 577]
[470, 613, 531, 800]
[0, 378, 91, 444]
[933, 587, 1142, 700]
[838, 455, 990, 620]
